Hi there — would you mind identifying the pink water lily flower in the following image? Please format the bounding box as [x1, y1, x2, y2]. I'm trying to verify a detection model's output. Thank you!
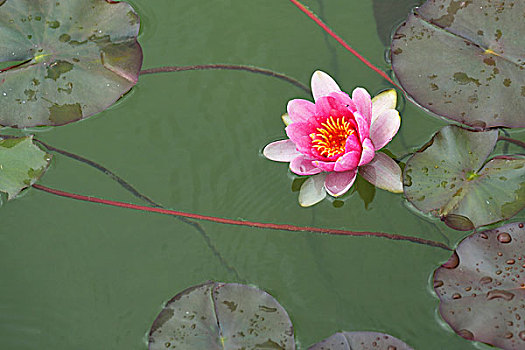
[263, 71, 403, 207]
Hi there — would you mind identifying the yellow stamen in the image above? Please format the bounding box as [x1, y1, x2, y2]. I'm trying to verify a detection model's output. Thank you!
[310, 116, 354, 158]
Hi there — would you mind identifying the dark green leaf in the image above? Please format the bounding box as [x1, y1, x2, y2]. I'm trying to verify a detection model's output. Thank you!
[391, 0, 525, 129]
[0, 136, 51, 200]
[148, 281, 295, 350]
[404, 125, 525, 230]
[373, 0, 424, 45]
[433, 222, 525, 349]
[0, 0, 143, 128]
[308, 331, 413, 350]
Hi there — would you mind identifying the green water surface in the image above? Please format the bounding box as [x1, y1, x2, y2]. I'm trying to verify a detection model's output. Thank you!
[1, 1, 524, 349]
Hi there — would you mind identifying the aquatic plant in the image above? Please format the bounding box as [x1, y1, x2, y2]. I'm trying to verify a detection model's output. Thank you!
[0, 0, 523, 349]
[263, 71, 402, 206]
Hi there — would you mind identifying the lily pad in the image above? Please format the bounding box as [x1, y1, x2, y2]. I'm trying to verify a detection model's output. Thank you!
[433, 222, 525, 349]
[0, 136, 51, 201]
[308, 331, 413, 350]
[372, 0, 423, 46]
[0, 0, 142, 128]
[148, 281, 295, 350]
[391, 0, 525, 129]
[404, 125, 525, 230]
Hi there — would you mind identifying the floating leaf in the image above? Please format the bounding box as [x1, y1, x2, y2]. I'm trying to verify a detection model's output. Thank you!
[0, 0, 142, 128]
[148, 281, 295, 350]
[433, 222, 525, 349]
[404, 125, 525, 230]
[372, 0, 423, 45]
[391, 0, 525, 129]
[308, 331, 413, 350]
[0, 136, 51, 201]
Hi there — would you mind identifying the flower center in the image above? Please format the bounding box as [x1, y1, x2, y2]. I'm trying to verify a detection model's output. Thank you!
[310, 116, 354, 158]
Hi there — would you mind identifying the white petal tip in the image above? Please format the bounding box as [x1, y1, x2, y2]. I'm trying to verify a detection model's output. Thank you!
[281, 113, 292, 126]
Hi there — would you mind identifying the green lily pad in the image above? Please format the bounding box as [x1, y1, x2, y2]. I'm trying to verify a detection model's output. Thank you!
[0, 136, 51, 201]
[391, 0, 525, 129]
[372, 0, 423, 46]
[433, 222, 525, 349]
[308, 331, 413, 350]
[148, 281, 295, 350]
[0, 0, 142, 128]
[403, 125, 525, 230]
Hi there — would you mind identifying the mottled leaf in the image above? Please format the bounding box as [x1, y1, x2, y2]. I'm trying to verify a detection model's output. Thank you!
[433, 222, 525, 349]
[373, 0, 424, 45]
[391, 0, 525, 129]
[0, 0, 142, 128]
[308, 331, 413, 350]
[404, 125, 525, 230]
[148, 281, 295, 350]
[0, 136, 51, 201]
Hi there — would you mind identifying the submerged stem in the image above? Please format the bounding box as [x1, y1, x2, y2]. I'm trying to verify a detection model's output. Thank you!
[33, 139, 244, 282]
[140, 64, 310, 93]
[33, 184, 451, 251]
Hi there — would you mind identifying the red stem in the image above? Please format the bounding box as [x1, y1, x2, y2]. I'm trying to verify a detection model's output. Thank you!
[288, 0, 399, 88]
[498, 136, 525, 149]
[32, 184, 450, 251]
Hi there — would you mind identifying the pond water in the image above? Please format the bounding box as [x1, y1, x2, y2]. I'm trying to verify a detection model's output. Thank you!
[1, 0, 524, 349]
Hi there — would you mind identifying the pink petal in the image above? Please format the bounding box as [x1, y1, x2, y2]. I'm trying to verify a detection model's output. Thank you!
[312, 160, 335, 172]
[359, 152, 403, 193]
[353, 111, 370, 142]
[358, 138, 375, 166]
[311, 70, 341, 101]
[287, 99, 316, 123]
[352, 87, 372, 125]
[285, 122, 312, 149]
[263, 139, 301, 162]
[345, 132, 362, 153]
[371, 89, 397, 124]
[290, 156, 322, 175]
[315, 95, 355, 122]
[345, 132, 361, 153]
[333, 151, 360, 172]
[315, 95, 338, 117]
[369, 109, 401, 150]
[325, 169, 357, 197]
[329, 91, 357, 113]
[299, 173, 327, 207]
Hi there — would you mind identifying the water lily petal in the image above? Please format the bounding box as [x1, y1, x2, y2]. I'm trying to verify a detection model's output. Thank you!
[325, 169, 357, 197]
[287, 99, 316, 123]
[358, 138, 375, 166]
[359, 152, 403, 193]
[334, 151, 360, 172]
[329, 91, 357, 113]
[311, 70, 341, 101]
[315, 95, 337, 118]
[353, 111, 370, 142]
[281, 113, 292, 126]
[352, 87, 372, 125]
[371, 89, 397, 124]
[344, 132, 361, 153]
[312, 160, 335, 172]
[263, 139, 300, 162]
[290, 156, 322, 175]
[370, 109, 401, 150]
[299, 173, 327, 207]
[285, 122, 312, 147]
